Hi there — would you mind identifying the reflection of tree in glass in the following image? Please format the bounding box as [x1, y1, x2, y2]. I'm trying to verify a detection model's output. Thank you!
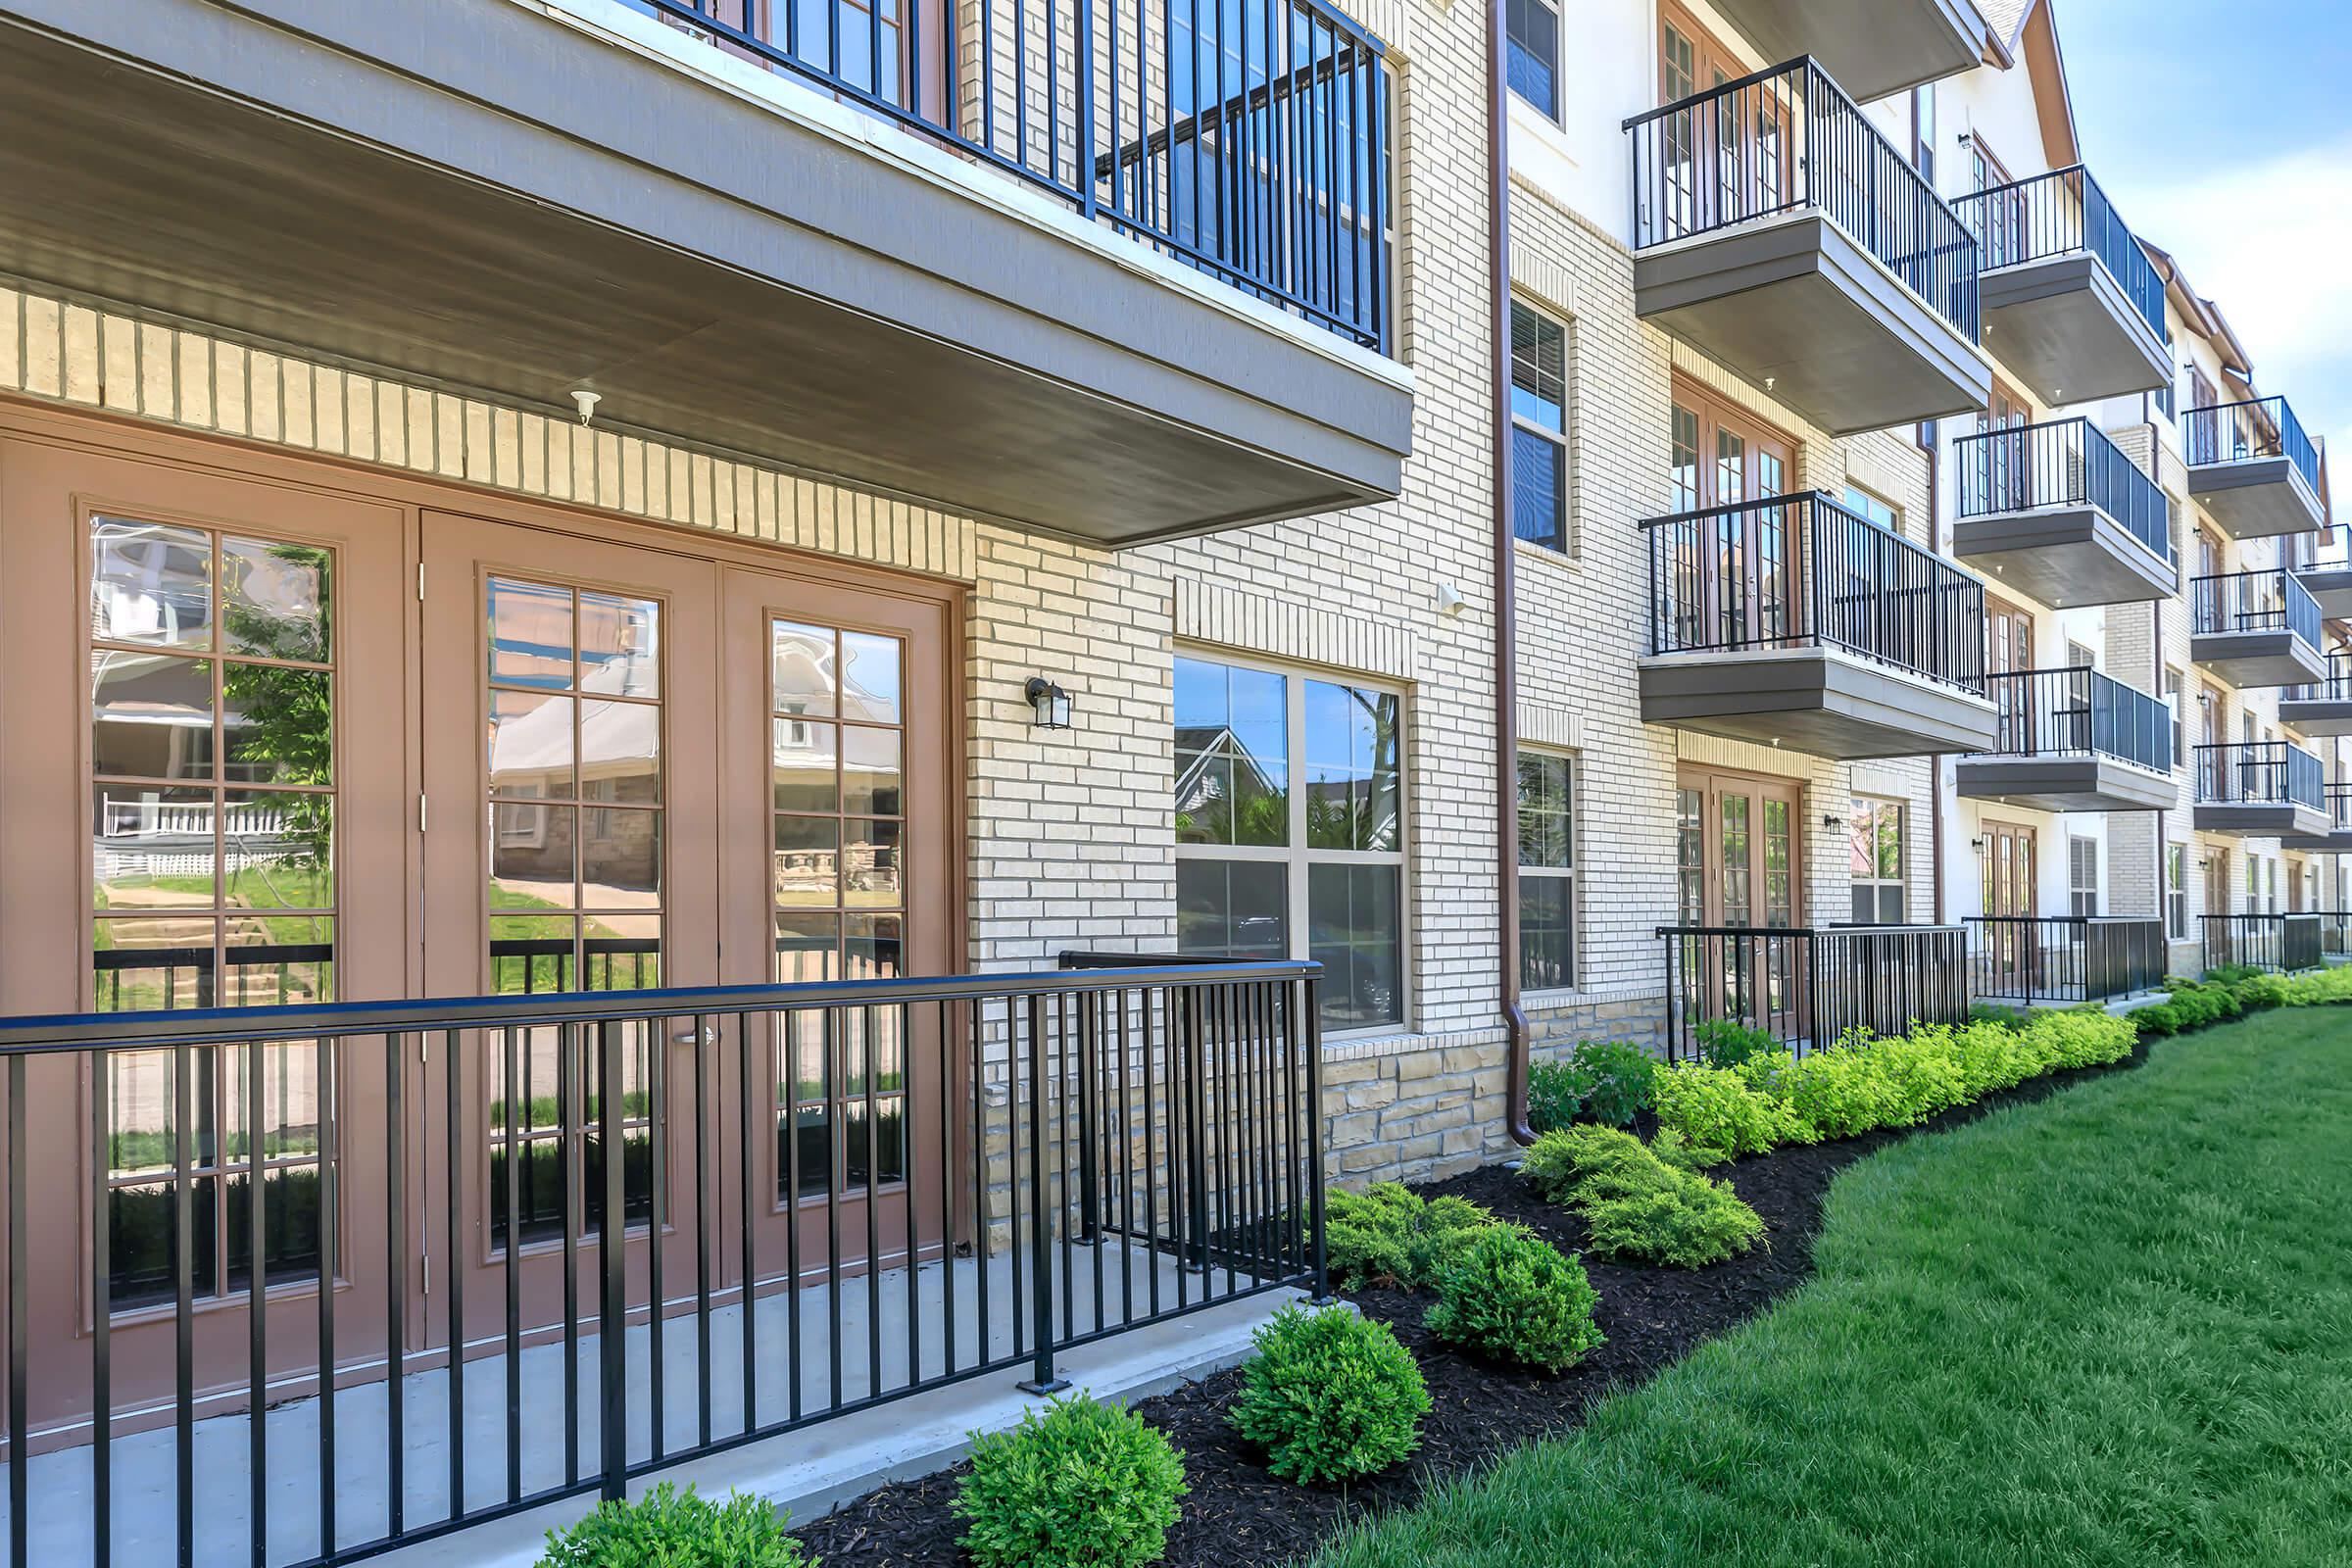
[220, 544, 332, 884]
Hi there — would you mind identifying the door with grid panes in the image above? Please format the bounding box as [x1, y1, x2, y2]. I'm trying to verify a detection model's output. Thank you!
[1674, 767, 1804, 1036]
[1667, 382, 1794, 654]
[0, 436, 408, 1435]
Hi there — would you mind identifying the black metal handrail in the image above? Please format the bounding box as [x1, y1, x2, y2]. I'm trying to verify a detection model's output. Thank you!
[2318, 782, 2352, 831]
[1978, 666, 2170, 773]
[1623, 56, 1980, 341]
[1656, 924, 1969, 1060]
[2183, 396, 2321, 496]
[2201, 912, 2323, 974]
[1642, 491, 1987, 693]
[2191, 568, 2323, 649]
[2191, 740, 2326, 809]
[0, 961, 1325, 1567]
[2317, 909, 2352, 957]
[2285, 651, 2352, 704]
[1966, 915, 2166, 1005]
[640, 0, 1392, 351]
[1947, 164, 2165, 334]
[1953, 417, 2171, 563]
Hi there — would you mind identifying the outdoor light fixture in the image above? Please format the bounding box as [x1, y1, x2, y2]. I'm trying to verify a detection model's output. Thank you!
[1025, 676, 1074, 730]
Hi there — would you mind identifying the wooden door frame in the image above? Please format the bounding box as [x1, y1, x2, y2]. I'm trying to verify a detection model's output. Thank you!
[1676, 763, 1807, 929]
[1671, 377, 1797, 646]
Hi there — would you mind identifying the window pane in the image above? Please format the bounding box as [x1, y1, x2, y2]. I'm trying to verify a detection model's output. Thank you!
[1308, 863, 1401, 1028]
[578, 699, 661, 806]
[843, 726, 903, 816]
[94, 917, 217, 1011]
[220, 791, 334, 912]
[491, 804, 576, 908]
[110, 1179, 214, 1310]
[1504, 0, 1557, 117]
[92, 517, 213, 651]
[1176, 750, 1235, 846]
[224, 1163, 324, 1291]
[221, 663, 332, 787]
[580, 810, 661, 906]
[774, 910, 841, 983]
[1511, 425, 1566, 551]
[577, 592, 661, 699]
[772, 621, 838, 718]
[221, 538, 331, 662]
[845, 818, 903, 907]
[1509, 305, 1565, 431]
[1520, 876, 1573, 990]
[93, 786, 219, 910]
[774, 815, 841, 907]
[487, 577, 575, 689]
[221, 914, 335, 1006]
[93, 654, 214, 781]
[774, 719, 840, 813]
[1176, 859, 1288, 959]
[1516, 754, 1572, 868]
[840, 630, 903, 723]
[489, 914, 575, 996]
[846, 911, 904, 981]
[1229, 666, 1290, 847]
[489, 691, 574, 799]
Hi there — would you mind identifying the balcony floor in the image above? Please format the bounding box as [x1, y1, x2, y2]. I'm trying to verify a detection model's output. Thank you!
[1977, 254, 2171, 405]
[0, 1241, 1273, 1568]
[1640, 646, 1996, 760]
[1951, 506, 2177, 608]
[1954, 755, 2178, 812]
[2191, 459, 2328, 541]
[2190, 631, 2327, 691]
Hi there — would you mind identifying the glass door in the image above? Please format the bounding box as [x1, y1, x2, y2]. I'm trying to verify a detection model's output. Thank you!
[1679, 768, 1804, 1037]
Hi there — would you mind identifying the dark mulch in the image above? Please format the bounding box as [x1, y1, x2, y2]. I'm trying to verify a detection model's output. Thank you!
[794, 1047, 2146, 1567]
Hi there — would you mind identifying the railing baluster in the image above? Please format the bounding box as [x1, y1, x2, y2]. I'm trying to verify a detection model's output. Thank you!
[91, 1048, 112, 1568]
[246, 1032, 268, 1568]
[8, 1055, 25, 1568]
[316, 1037, 336, 1562]
[386, 1032, 408, 1539]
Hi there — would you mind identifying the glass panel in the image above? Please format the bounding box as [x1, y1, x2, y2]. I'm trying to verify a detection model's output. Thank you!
[220, 790, 334, 912]
[488, 691, 574, 799]
[91, 517, 213, 651]
[578, 700, 661, 806]
[109, 1179, 213, 1311]
[1176, 750, 1234, 845]
[106, 1050, 177, 1176]
[220, 538, 331, 662]
[773, 718, 840, 813]
[1520, 875, 1573, 990]
[774, 911, 841, 983]
[1176, 859, 1288, 959]
[844, 1097, 906, 1188]
[580, 808, 661, 906]
[222, 914, 335, 1006]
[223, 1164, 324, 1290]
[1763, 800, 1792, 928]
[1676, 788, 1705, 924]
[1516, 754, 1572, 868]
[1308, 862, 1401, 1028]
[491, 913, 576, 996]
[1720, 794, 1751, 927]
[845, 911, 904, 981]
[1670, 406, 1700, 513]
[583, 917, 662, 991]
[92, 785, 219, 910]
[840, 630, 903, 723]
[577, 592, 661, 699]
[92, 654, 214, 781]
[1230, 666, 1290, 847]
[487, 577, 575, 690]
[774, 815, 841, 907]
[491, 804, 577, 908]
[844, 818, 903, 907]
[217, 1042, 324, 1161]
[94, 917, 218, 1011]
[220, 662, 331, 788]
[772, 621, 838, 718]
[842, 727, 903, 817]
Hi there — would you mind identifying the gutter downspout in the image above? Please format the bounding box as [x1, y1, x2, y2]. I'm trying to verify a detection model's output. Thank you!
[1928, 427, 1946, 923]
[1488, 0, 1534, 1147]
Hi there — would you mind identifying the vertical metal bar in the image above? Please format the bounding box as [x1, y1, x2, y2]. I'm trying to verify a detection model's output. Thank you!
[562, 1022, 579, 1485]
[783, 1010, 802, 1425]
[1114, 988, 1134, 1323]
[8, 1055, 26, 1568]
[972, 999, 991, 1369]
[695, 1015, 711, 1450]
[385, 1034, 407, 1539]
[173, 1039, 194, 1568]
[503, 1027, 521, 1503]
[737, 1012, 756, 1435]
[937, 1000, 956, 1378]
[1017, 992, 1065, 1392]
[862, 1006, 882, 1403]
[445, 1028, 466, 1518]
[245, 1035, 268, 1568]
[1183, 985, 1208, 1283]
[1303, 976, 1328, 1299]
[649, 1017, 668, 1463]
[1075, 0, 1097, 215]
[1142, 985, 1161, 1318]
[597, 1020, 626, 1502]
[1055, 992, 1074, 1335]
[825, 1007, 844, 1412]
[903, 1004, 921, 1389]
[91, 1050, 113, 1568]
[316, 1038, 337, 1559]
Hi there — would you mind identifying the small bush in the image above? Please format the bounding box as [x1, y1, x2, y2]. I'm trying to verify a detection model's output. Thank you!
[2023, 1009, 2137, 1069]
[1693, 1016, 1778, 1069]
[1967, 1001, 2033, 1031]
[1325, 1184, 1495, 1292]
[955, 1395, 1186, 1568]
[1521, 1126, 1763, 1268]
[1526, 1058, 1586, 1134]
[1567, 1040, 1658, 1126]
[2282, 965, 2352, 1005]
[2203, 962, 2263, 986]
[537, 1485, 805, 1568]
[1424, 1227, 1604, 1373]
[2232, 973, 2287, 1012]
[1226, 1304, 1430, 1484]
[1651, 1061, 1799, 1158]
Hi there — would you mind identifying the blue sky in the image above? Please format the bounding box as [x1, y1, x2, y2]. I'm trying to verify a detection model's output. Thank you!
[2058, 0, 2352, 458]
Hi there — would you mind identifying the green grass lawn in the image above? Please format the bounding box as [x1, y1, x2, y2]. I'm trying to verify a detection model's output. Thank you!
[1317, 1007, 2352, 1568]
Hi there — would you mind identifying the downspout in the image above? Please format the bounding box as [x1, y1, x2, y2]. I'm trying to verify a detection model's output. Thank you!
[1487, 0, 1533, 1146]
[1928, 428, 1946, 923]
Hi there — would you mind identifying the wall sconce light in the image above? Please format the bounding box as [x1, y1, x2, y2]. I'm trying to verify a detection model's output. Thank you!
[1024, 676, 1073, 730]
[1822, 813, 1848, 831]
[1969, 836, 1986, 853]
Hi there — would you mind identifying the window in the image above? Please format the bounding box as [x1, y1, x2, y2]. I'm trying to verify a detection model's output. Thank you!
[2068, 835, 2098, 917]
[2167, 845, 2188, 940]
[1516, 751, 1576, 990]
[2247, 855, 2260, 907]
[1505, 0, 1559, 119]
[1911, 84, 1936, 181]
[2067, 640, 2096, 671]
[1849, 798, 1906, 923]
[2165, 667, 2185, 767]
[2267, 858, 2279, 913]
[1175, 655, 1405, 1030]
[1842, 485, 1899, 532]
[1510, 302, 1570, 552]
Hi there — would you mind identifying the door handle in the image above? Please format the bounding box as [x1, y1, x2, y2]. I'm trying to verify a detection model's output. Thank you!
[674, 1023, 717, 1046]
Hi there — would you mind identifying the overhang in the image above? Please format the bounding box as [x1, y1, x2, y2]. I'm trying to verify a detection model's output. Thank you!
[2190, 630, 2328, 691]
[2292, 565, 2352, 617]
[1976, 253, 2171, 405]
[1639, 647, 1997, 760]
[2278, 828, 2352, 854]
[2278, 696, 2352, 737]
[1950, 505, 2176, 608]
[2191, 457, 2328, 543]
[1703, 0, 1990, 100]
[1953, 756, 2178, 813]
[2192, 802, 2331, 839]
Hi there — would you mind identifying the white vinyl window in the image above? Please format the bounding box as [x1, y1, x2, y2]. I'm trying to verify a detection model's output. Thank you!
[1516, 750, 1577, 990]
[1849, 798, 1906, 923]
[1510, 302, 1571, 553]
[2167, 845, 2188, 941]
[2068, 835, 2098, 917]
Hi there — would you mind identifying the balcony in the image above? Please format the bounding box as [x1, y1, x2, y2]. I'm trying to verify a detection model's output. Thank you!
[2280, 654, 2352, 736]
[1696, 0, 1989, 102]
[2190, 740, 2329, 837]
[1951, 418, 2177, 606]
[1947, 167, 2170, 404]
[2280, 783, 2352, 854]
[0, 961, 1324, 1567]
[2294, 563, 2352, 616]
[1967, 916, 2169, 1007]
[1624, 59, 1991, 436]
[2190, 570, 2328, 688]
[1658, 924, 1970, 1058]
[2201, 912, 2324, 974]
[1640, 493, 1996, 760]
[2184, 397, 2328, 541]
[0, 0, 1408, 546]
[1955, 667, 2177, 811]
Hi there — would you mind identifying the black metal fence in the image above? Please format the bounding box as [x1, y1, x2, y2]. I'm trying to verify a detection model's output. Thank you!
[1980, 666, 2170, 773]
[2318, 911, 2352, 959]
[2191, 740, 2325, 809]
[2184, 396, 2321, 495]
[2286, 651, 2352, 704]
[2191, 568, 2323, 648]
[1657, 925, 1970, 1061]
[0, 962, 1324, 1567]
[1622, 56, 1980, 341]
[643, 0, 1392, 351]
[1953, 417, 2171, 564]
[1967, 916, 2167, 1005]
[1946, 164, 2164, 332]
[2201, 913, 2323, 975]
[1643, 492, 1987, 692]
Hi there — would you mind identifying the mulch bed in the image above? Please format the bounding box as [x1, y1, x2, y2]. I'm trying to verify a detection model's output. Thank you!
[795, 1046, 2147, 1567]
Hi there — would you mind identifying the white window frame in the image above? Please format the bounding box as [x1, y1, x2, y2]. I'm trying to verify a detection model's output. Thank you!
[1504, 0, 1563, 122]
[1849, 796, 1908, 924]
[1516, 748, 1578, 994]
[2167, 844, 2188, 941]
[1509, 299, 1571, 554]
[2068, 834, 2098, 917]
[1841, 484, 1900, 533]
[1172, 651, 1412, 1036]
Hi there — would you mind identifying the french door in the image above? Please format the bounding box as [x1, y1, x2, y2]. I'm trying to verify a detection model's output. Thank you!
[1675, 768, 1804, 1035]
[1985, 593, 2036, 750]
[1667, 382, 1795, 652]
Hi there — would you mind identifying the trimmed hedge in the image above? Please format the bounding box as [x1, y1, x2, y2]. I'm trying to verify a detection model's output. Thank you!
[1520, 1126, 1764, 1268]
[1325, 1183, 1498, 1292]
[1424, 1227, 1605, 1374]
[2129, 966, 2348, 1038]
[1227, 1304, 1430, 1484]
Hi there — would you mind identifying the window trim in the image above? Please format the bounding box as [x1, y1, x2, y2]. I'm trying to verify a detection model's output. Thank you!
[1504, 0, 1563, 122]
[1849, 796, 1908, 924]
[2067, 833, 2098, 918]
[2167, 844, 2188, 942]
[1509, 298, 1572, 554]
[1516, 747, 1578, 995]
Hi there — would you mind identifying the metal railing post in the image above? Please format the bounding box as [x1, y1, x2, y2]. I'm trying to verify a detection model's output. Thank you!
[1304, 973, 1331, 1303]
[598, 1019, 627, 1502]
[1016, 992, 1067, 1395]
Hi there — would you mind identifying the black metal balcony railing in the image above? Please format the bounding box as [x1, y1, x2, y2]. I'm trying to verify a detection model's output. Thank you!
[642, 0, 1392, 351]
[2184, 396, 2321, 495]
[0, 961, 1325, 1568]
[1946, 165, 2165, 335]
[1643, 492, 1988, 693]
[2192, 739, 2326, 809]
[1980, 666, 2171, 773]
[1954, 418, 2172, 564]
[1658, 924, 1970, 1060]
[2320, 910, 2352, 958]
[1623, 57, 1981, 342]
[2191, 568, 2324, 648]
[2201, 912, 2323, 975]
[1967, 915, 2167, 1006]
[2315, 782, 2352, 833]
[2286, 651, 2352, 704]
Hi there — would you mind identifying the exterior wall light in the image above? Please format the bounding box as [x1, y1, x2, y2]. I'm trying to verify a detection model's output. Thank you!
[1025, 676, 1073, 730]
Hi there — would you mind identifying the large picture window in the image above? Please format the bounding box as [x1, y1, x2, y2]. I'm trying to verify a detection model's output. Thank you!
[1175, 655, 1405, 1030]
[1516, 751, 1576, 990]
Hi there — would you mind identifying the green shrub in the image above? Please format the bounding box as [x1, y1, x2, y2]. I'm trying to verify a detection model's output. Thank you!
[1651, 1061, 1800, 1157]
[2163, 981, 2226, 1028]
[1566, 1040, 1657, 1126]
[1424, 1227, 1604, 1373]
[2203, 962, 2263, 986]
[955, 1395, 1186, 1568]
[537, 1485, 806, 1568]
[1226, 1304, 1429, 1484]
[1693, 1016, 1778, 1069]
[2020, 1008, 2136, 1070]
[2282, 965, 2352, 1005]
[1967, 1001, 2033, 1031]
[1325, 1183, 1495, 1291]
[1521, 1126, 1763, 1268]
[1526, 1058, 1586, 1134]
[1864, 1031, 1972, 1124]
[2127, 1002, 2180, 1038]
[2232, 973, 2287, 1012]
[1771, 1045, 1899, 1140]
